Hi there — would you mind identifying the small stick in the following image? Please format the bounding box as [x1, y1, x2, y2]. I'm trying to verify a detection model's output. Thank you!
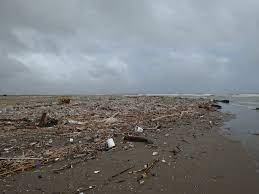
[111, 165, 135, 178]
[128, 167, 146, 174]
[144, 159, 159, 174]
[145, 124, 161, 130]
[53, 164, 72, 173]
[112, 112, 119, 118]
[128, 159, 159, 175]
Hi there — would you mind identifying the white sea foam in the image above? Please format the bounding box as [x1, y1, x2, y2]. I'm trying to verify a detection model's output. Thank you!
[232, 94, 259, 98]
[125, 93, 214, 97]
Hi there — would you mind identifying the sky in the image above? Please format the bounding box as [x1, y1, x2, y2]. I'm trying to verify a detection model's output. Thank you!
[0, 0, 259, 94]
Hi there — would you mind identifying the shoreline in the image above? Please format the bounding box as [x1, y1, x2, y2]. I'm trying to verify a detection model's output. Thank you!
[0, 96, 258, 193]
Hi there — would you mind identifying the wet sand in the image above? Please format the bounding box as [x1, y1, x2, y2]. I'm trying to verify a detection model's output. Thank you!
[0, 96, 258, 193]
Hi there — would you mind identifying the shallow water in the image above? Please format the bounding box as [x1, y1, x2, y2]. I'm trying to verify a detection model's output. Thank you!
[220, 96, 259, 165]
[158, 93, 259, 166]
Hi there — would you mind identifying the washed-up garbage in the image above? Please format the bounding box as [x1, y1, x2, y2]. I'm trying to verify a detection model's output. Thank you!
[58, 96, 71, 104]
[152, 152, 159, 156]
[104, 117, 118, 124]
[106, 138, 115, 149]
[67, 119, 84, 125]
[102, 113, 119, 124]
[0, 95, 223, 178]
[135, 126, 144, 133]
[38, 112, 58, 127]
[128, 143, 134, 148]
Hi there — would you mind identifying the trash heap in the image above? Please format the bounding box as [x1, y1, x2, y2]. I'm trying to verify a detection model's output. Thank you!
[0, 95, 222, 177]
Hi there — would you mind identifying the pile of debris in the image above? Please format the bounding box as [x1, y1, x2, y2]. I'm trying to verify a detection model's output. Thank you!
[0, 96, 222, 177]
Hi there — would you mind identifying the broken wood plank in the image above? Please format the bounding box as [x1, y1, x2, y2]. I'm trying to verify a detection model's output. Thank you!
[38, 112, 48, 127]
[123, 136, 153, 144]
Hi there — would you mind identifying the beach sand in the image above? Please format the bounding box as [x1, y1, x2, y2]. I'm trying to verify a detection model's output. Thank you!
[0, 96, 258, 193]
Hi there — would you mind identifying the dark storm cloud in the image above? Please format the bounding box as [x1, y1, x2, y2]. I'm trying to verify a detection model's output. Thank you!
[0, 0, 259, 94]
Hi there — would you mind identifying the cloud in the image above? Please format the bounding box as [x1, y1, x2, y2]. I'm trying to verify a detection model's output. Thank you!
[0, 0, 259, 94]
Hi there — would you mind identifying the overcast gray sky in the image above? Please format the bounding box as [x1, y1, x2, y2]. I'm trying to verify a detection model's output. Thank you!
[1, 0, 259, 94]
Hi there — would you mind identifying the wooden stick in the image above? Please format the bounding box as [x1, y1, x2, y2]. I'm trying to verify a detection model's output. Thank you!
[52, 164, 72, 173]
[144, 159, 159, 174]
[112, 112, 119, 118]
[111, 165, 134, 178]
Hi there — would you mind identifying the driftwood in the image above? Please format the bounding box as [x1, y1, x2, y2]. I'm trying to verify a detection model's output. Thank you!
[128, 159, 159, 179]
[38, 112, 58, 127]
[123, 136, 153, 144]
[111, 166, 135, 178]
[38, 112, 48, 127]
[143, 159, 159, 174]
